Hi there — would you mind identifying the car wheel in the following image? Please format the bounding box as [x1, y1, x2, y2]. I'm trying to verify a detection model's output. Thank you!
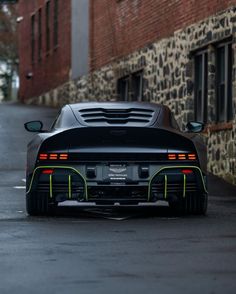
[169, 193, 208, 215]
[26, 192, 55, 216]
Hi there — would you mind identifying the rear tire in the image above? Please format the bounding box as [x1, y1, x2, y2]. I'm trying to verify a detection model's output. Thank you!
[26, 192, 55, 216]
[169, 193, 208, 215]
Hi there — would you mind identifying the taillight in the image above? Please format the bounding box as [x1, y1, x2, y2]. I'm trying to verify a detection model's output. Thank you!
[42, 169, 54, 174]
[168, 154, 176, 160]
[167, 153, 197, 161]
[39, 153, 48, 160]
[178, 154, 186, 160]
[181, 169, 193, 174]
[59, 154, 68, 160]
[38, 153, 68, 161]
[188, 153, 196, 160]
[49, 154, 58, 160]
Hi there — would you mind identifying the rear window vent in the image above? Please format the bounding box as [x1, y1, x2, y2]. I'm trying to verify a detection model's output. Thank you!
[78, 108, 155, 126]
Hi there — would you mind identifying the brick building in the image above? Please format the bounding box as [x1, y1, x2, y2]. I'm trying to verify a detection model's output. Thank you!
[18, 0, 236, 184]
[17, 0, 89, 103]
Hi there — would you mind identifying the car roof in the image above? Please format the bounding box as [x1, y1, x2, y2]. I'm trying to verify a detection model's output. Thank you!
[69, 101, 164, 111]
[67, 102, 171, 128]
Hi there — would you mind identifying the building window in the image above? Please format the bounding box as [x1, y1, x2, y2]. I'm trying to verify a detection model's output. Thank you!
[194, 51, 208, 123]
[38, 9, 42, 61]
[53, 0, 59, 47]
[216, 42, 233, 122]
[131, 71, 143, 101]
[117, 76, 129, 101]
[31, 14, 35, 64]
[46, 1, 50, 52]
[117, 71, 143, 101]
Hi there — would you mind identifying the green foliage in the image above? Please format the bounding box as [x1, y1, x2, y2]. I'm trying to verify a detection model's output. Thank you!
[0, 71, 10, 99]
[0, 4, 18, 63]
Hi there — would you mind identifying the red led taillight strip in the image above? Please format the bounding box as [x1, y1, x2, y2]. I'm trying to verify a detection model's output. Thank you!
[38, 153, 68, 161]
[42, 169, 54, 174]
[182, 169, 193, 174]
[59, 154, 68, 160]
[49, 154, 58, 160]
[168, 153, 197, 161]
[178, 154, 187, 160]
[39, 154, 48, 160]
[168, 154, 176, 160]
[188, 153, 197, 160]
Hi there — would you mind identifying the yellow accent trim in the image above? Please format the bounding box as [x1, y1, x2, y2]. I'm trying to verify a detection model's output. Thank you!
[68, 175, 72, 199]
[164, 175, 167, 199]
[27, 166, 88, 200]
[183, 174, 186, 198]
[49, 175, 53, 198]
[148, 165, 207, 201]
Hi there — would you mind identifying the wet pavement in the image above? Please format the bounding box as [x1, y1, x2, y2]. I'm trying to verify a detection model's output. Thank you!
[0, 102, 236, 294]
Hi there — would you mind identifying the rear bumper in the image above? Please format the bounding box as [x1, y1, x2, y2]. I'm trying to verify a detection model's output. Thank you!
[26, 165, 207, 205]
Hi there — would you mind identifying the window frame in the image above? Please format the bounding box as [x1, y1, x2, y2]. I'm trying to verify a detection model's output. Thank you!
[117, 76, 129, 101]
[45, 1, 51, 53]
[194, 49, 208, 123]
[31, 14, 35, 65]
[53, 0, 59, 48]
[131, 71, 143, 102]
[38, 8, 42, 61]
[216, 41, 233, 123]
[117, 70, 144, 101]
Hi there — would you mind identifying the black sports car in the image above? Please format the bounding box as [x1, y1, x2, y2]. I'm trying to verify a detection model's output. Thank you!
[24, 102, 208, 215]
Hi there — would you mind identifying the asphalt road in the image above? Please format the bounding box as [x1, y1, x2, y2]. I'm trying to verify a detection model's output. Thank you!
[0, 102, 236, 294]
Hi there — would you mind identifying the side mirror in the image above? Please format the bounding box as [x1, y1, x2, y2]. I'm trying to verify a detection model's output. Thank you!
[186, 121, 204, 133]
[24, 121, 43, 132]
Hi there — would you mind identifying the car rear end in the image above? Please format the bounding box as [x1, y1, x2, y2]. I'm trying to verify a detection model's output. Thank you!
[27, 126, 207, 213]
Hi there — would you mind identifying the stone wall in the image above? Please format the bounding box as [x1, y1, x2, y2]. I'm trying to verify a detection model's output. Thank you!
[29, 7, 236, 184]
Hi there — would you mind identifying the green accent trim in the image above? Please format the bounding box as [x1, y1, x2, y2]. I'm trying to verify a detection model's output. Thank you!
[27, 166, 88, 200]
[49, 175, 53, 198]
[148, 165, 208, 201]
[68, 175, 72, 199]
[164, 175, 167, 199]
[183, 174, 186, 198]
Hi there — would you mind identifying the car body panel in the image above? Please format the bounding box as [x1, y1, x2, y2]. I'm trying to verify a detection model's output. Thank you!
[25, 102, 207, 208]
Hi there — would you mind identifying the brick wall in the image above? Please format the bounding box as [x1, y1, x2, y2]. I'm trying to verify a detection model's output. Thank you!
[90, 0, 236, 70]
[18, 0, 71, 101]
